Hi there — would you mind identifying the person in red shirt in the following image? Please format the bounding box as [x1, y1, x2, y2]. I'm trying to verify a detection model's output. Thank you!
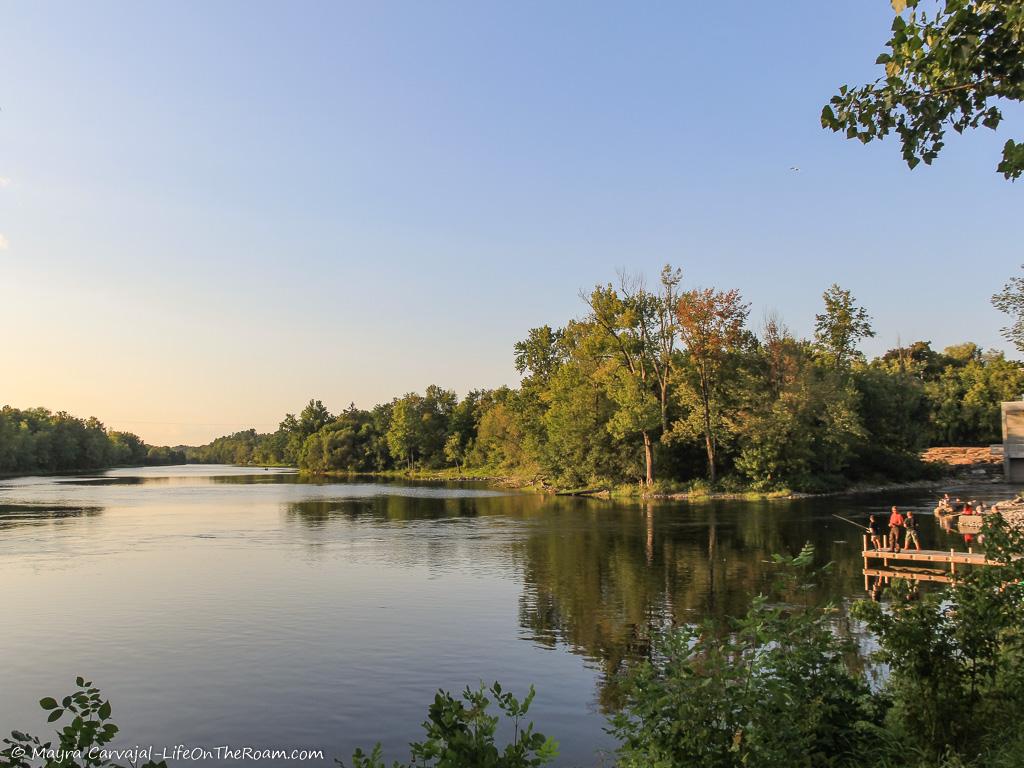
[888, 506, 905, 551]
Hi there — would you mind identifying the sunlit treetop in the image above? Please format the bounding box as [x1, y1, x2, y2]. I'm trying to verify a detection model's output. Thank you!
[823, 0, 1024, 178]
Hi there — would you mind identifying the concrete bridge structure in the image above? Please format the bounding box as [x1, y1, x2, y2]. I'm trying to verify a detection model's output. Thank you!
[1002, 401, 1024, 482]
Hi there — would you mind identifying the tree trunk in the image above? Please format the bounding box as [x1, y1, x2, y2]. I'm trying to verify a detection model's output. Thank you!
[660, 381, 669, 434]
[642, 430, 654, 486]
[700, 370, 716, 483]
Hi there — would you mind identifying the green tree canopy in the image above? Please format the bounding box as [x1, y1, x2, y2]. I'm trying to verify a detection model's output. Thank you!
[823, 0, 1024, 178]
[993, 264, 1024, 351]
[814, 284, 875, 369]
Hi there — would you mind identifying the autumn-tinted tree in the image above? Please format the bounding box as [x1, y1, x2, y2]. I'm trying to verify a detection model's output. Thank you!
[674, 288, 750, 483]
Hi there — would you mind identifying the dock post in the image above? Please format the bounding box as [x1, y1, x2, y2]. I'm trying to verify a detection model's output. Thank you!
[863, 535, 869, 591]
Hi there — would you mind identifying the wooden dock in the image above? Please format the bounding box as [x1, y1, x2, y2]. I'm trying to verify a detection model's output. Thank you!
[859, 534, 1007, 591]
[863, 548, 995, 567]
[863, 566, 953, 585]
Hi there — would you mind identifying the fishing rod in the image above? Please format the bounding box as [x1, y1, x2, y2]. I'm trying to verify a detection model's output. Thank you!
[832, 514, 869, 532]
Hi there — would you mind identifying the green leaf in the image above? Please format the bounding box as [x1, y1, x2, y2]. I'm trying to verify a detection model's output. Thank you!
[46, 709, 64, 723]
[98, 701, 112, 720]
[39, 697, 58, 710]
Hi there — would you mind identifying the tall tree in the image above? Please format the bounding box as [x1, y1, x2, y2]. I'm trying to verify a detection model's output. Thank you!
[674, 288, 750, 483]
[581, 266, 682, 486]
[993, 264, 1024, 352]
[814, 284, 875, 369]
[514, 326, 565, 384]
[822, 0, 1024, 178]
[298, 399, 333, 437]
[625, 265, 683, 434]
[386, 394, 425, 469]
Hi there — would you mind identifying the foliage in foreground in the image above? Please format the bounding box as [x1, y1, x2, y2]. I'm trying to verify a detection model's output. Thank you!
[609, 546, 883, 768]
[1, 682, 553, 768]
[0, 677, 166, 768]
[823, 0, 1024, 179]
[610, 526, 1024, 768]
[339, 683, 557, 768]
[853, 515, 1024, 765]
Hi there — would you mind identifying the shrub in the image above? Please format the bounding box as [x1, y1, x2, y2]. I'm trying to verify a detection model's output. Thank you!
[853, 514, 1024, 762]
[608, 545, 884, 768]
[339, 682, 558, 768]
[0, 678, 167, 768]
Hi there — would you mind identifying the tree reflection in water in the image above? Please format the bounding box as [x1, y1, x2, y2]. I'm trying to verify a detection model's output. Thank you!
[285, 491, 875, 709]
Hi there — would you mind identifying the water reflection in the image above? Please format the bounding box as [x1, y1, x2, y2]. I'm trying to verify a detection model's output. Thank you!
[281, 492, 900, 709]
[2, 467, 1019, 767]
[54, 473, 304, 487]
[0, 503, 102, 530]
[285, 493, 534, 525]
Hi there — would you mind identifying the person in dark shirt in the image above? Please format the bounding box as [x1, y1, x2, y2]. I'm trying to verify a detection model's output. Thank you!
[868, 514, 886, 550]
[903, 511, 921, 551]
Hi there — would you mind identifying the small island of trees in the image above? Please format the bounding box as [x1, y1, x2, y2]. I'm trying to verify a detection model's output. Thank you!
[188, 268, 1024, 495]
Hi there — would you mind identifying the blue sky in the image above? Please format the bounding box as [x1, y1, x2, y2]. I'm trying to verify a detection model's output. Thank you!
[2, 1, 1021, 444]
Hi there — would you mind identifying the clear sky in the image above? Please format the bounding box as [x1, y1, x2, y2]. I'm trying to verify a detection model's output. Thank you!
[2, 1, 1021, 446]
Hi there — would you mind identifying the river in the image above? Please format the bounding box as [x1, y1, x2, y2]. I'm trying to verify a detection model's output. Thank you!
[0, 465, 1014, 766]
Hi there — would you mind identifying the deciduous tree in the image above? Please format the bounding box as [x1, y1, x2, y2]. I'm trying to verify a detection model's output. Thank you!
[823, 0, 1024, 178]
[674, 288, 750, 483]
[993, 264, 1024, 352]
[814, 285, 875, 370]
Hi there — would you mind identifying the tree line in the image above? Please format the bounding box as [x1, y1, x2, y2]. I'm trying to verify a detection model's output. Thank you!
[189, 267, 1024, 493]
[0, 406, 185, 474]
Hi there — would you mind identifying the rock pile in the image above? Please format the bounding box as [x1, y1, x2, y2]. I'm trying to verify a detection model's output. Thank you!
[922, 446, 1002, 479]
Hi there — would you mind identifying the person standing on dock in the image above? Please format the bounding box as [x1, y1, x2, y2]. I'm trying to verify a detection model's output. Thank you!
[868, 514, 886, 550]
[903, 511, 921, 551]
[888, 506, 904, 552]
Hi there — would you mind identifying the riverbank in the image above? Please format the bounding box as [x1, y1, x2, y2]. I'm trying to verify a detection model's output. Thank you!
[288, 449, 1010, 502]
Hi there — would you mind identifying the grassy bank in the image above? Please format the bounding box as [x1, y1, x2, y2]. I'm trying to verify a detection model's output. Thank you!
[284, 457, 984, 502]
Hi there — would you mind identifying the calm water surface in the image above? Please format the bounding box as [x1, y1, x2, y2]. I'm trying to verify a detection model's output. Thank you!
[1, 466, 1015, 766]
